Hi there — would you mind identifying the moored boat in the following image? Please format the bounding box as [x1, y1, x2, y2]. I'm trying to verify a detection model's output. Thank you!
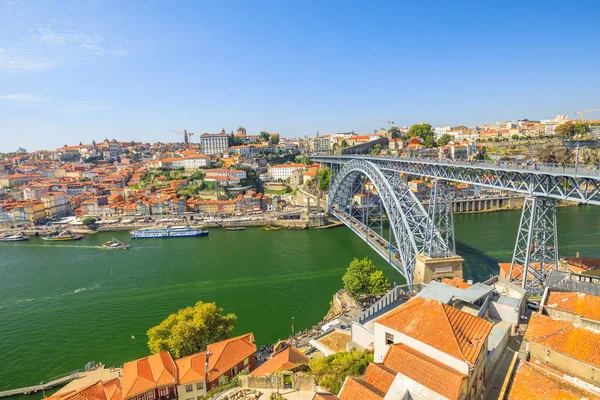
[264, 226, 281, 231]
[130, 225, 209, 239]
[42, 229, 84, 241]
[0, 231, 29, 242]
[224, 227, 245, 231]
[102, 238, 130, 249]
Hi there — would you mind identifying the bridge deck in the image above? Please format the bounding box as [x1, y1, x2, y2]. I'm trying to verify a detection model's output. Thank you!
[312, 154, 600, 204]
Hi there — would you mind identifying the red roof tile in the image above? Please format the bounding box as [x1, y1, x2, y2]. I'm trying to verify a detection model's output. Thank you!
[546, 291, 600, 322]
[338, 377, 384, 400]
[175, 352, 207, 385]
[207, 333, 256, 382]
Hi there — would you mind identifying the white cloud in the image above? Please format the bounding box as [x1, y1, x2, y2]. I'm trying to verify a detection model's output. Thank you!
[0, 48, 58, 70]
[0, 93, 50, 102]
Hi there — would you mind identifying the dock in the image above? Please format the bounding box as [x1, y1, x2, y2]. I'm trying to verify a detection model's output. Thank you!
[0, 372, 79, 398]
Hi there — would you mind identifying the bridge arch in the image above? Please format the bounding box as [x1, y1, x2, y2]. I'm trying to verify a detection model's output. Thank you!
[328, 159, 444, 283]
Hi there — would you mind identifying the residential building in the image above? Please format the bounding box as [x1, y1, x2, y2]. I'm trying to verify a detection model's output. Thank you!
[41, 191, 70, 219]
[205, 333, 257, 389]
[175, 352, 207, 399]
[122, 352, 178, 400]
[46, 378, 122, 400]
[200, 132, 229, 155]
[251, 346, 309, 376]
[372, 297, 492, 399]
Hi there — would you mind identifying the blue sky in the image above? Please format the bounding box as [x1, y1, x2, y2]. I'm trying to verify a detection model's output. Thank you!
[0, 0, 599, 152]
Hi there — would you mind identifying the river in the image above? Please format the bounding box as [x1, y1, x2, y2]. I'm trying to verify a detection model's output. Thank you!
[1, 206, 599, 392]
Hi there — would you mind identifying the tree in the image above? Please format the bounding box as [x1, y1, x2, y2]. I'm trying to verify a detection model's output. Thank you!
[341, 139, 348, 148]
[437, 134, 453, 146]
[408, 123, 436, 148]
[271, 135, 280, 145]
[388, 126, 401, 139]
[82, 217, 97, 226]
[573, 121, 591, 137]
[147, 301, 237, 358]
[511, 134, 520, 140]
[554, 122, 575, 138]
[317, 168, 330, 192]
[369, 270, 390, 296]
[260, 131, 271, 142]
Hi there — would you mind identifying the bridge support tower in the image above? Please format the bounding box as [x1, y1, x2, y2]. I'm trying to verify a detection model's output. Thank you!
[509, 197, 559, 290]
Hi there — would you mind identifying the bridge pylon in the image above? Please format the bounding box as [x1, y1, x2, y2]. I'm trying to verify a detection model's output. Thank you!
[424, 179, 456, 257]
[509, 197, 559, 290]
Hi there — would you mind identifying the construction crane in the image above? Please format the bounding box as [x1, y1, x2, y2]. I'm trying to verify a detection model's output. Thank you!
[171, 129, 195, 144]
[373, 120, 394, 130]
[575, 109, 600, 121]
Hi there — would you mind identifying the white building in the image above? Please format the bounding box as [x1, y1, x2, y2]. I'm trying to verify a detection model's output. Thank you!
[159, 155, 210, 170]
[270, 163, 306, 181]
[434, 126, 452, 140]
[201, 132, 229, 155]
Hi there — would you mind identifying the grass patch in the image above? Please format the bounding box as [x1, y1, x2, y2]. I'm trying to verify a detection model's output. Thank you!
[308, 350, 373, 394]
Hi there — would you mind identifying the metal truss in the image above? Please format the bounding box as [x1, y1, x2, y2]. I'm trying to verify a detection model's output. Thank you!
[313, 155, 600, 205]
[328, 159, 446, 283]
[509, 197, 559, 289]
[424, 179, 456, 257]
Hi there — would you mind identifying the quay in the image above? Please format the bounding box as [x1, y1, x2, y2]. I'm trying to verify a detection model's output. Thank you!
[0, 372, 79, 398]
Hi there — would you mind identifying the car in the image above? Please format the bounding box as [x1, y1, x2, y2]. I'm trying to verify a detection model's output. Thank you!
[527, 301, 539, 311]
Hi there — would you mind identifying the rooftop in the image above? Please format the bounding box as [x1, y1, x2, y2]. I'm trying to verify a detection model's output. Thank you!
[122, 352, 176, 399]
[375, 297, 493, 364]
[175, 352, 207, 385]
[525, 314, 600, 369]
[507, 360, 600, 400]
[383, 343, 467, 400]
[206, 333, 256, 382]
[545, 290, 600, 322]
[251, 346, 309, 376]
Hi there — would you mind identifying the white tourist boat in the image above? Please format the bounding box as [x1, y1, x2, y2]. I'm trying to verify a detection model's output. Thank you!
[130, 225, 209, 239]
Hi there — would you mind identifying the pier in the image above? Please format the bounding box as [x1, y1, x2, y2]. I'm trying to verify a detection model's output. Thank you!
[0, 372, 79, 398]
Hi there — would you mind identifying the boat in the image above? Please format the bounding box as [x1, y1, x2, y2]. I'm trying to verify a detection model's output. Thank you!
[0, 231, 29, 242]
[42, 229, 84, 241]
[264, 226, 281, 231]
[224, 227, 245, 231]
[102, 238, 130, 249]
[130, 225, 209, 239]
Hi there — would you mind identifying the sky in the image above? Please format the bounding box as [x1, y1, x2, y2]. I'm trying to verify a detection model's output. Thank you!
[0, 0, 599, 152]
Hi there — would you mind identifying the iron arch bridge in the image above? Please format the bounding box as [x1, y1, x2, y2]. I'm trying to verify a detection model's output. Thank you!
[311, 154, 600, 290]
[328, 159, 453, 284]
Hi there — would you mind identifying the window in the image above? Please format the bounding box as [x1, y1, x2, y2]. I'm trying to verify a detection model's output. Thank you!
[196, 382, 203, 390]
[185, 385, 193, 393]
[157, 388, 167, 398]
[385, 332, 394, 345]
[147, 391, 155, 400]
[243, 358, 249, 367]
[231, 366, 237, 376]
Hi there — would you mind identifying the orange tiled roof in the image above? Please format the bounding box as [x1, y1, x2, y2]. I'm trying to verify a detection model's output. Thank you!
[312, 394, 340, 400]
[441, 277, 472, 289]
[45, 379, 121, 400]
[122, 352, 176, 399]
[525, 314, 600, 369]
[507, 360, 598, 400]
[251, 346, 309, 376]
[383, 344, 466, 400]
[546, 291, 600, 322]
[362, 363, 396, 394]
[338, 377, 384, 400]
[175, 352, 207, 385]
[375, 297, 493, 364]
[207, 333, 256, 382]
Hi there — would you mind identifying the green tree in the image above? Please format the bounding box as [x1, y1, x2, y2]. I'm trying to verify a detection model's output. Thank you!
[369, 270, 390, 296]
[342, 258, 376, 299]
[573, 121, 591, 137]
[341, 139, 348, 148]
[82, 217, 97, 226]
[388, 126, 401, 139]
[437, 134, 453, 146]
[147, 301, 236, 358]
[554, 122, 575, 138]
[409, 123, 436, 148]
[260, 131, 271, 142]
[309, 351, 373, 394]
[511, 134, 520, 140]
[317, 168, 330, 192]
[270, 134, 280, 145]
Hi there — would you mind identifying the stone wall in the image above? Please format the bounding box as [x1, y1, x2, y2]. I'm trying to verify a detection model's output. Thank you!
[526, 341, 600, 384]
[239, 373, 317, 391]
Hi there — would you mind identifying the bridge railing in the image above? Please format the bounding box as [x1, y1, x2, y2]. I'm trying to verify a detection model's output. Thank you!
[313, 154, 600, 178]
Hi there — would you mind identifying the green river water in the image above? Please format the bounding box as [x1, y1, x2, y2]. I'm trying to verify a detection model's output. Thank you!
[1, 206, 600, 392]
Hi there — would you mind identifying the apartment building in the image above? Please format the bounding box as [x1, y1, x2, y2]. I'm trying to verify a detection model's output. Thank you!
[269, 163, 306, 181]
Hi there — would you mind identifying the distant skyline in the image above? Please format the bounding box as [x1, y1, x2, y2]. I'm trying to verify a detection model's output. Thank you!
[1, 0, 599, 152]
